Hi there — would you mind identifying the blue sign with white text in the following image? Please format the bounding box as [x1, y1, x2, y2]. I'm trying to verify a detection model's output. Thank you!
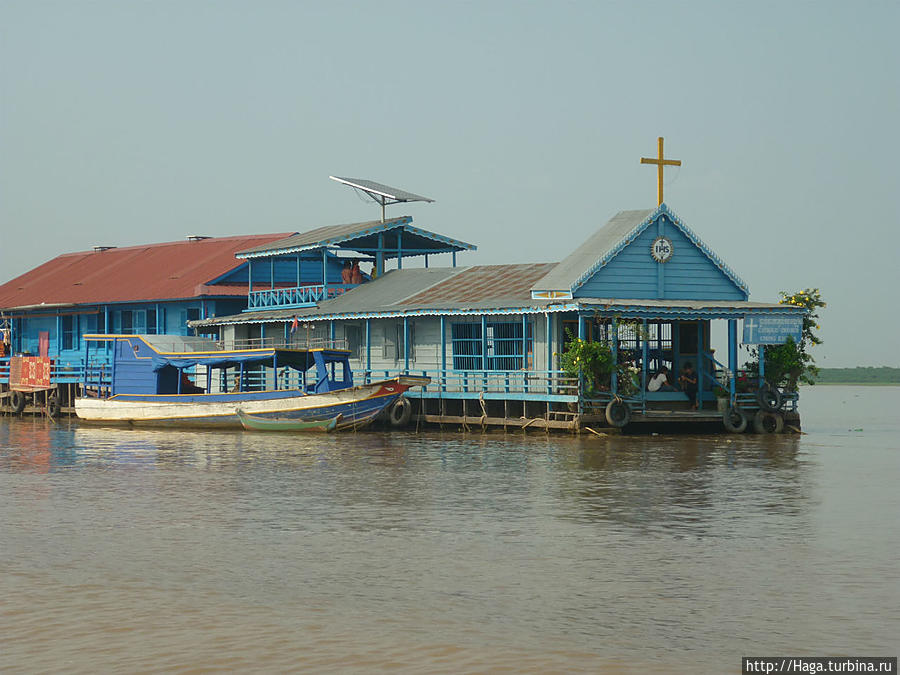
[743, 315, 803, 344]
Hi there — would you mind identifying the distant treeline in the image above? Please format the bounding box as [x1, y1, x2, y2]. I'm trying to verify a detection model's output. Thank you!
[816, 367, 900, 384]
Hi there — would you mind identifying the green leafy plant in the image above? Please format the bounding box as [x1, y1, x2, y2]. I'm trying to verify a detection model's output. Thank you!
[558, 331, 615, 396]
[743, 288, 825, 391]
[557, 327, 638, 397]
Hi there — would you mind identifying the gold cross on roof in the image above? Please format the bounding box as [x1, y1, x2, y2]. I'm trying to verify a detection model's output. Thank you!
[640, 136, 682, 206]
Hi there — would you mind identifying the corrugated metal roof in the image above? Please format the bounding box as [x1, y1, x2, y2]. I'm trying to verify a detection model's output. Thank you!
[403, 263, 557, 307]
[236, 216, 476, 259]
[531, 209, 654, 292]
[0, 233, 291, 309]
[193, 263, 561, 326]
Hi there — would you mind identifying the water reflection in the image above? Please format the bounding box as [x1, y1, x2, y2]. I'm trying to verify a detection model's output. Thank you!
[1, 388, 897, 674]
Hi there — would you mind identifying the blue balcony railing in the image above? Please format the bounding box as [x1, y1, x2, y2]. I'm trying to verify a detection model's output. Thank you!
[246, 284, 359, 310]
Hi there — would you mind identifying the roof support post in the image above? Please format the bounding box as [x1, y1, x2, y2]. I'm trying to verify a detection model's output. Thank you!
[577, 313, 585, 340]
[322, 248, 328, 299]
[452, 251, 457, 267]
[403, 316, 410, 374]
[440, 315, 446, 393]
[481, 314, 487, 372]
[425, 254, 428, 269]
[545, 312, 552, 395]
[365, 318, 371, 377]
[270, 258, 275, 290]
[248, 260, 253, 295]
[297, 255, 301, 287]
[610, 317, 618, 395]
[177, 367, 182, 394]
[697, 320, 704, 402]
[673, 320, 680, 377]
[728, 319, 738, 400]
[642, 319, 649, 402]
[377, 233, 384, 277]
[398, 230, 403, 270]
[330, 320, 335, 347]
[522, 314, 528, 371]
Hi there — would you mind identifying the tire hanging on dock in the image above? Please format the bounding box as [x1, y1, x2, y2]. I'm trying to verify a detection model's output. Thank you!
[10, 390, 26, 414]
[722, 406, 748, 433]
[388, 397, 412, 428]
[756, 383, 783, 412]
[753, 410, 784, 434]
[605, 399, 631, 428]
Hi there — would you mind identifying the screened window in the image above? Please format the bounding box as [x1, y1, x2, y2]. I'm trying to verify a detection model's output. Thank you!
[451, 321, 533, 371]
[345, 324, 362, 359]
[62, 315, 77, 350]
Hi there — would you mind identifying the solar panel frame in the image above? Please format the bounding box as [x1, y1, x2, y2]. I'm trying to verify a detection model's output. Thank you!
[329, 176, 435, 203]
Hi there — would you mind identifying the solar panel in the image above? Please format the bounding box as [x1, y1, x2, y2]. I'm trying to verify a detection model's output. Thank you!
[329, 176, 434, 204]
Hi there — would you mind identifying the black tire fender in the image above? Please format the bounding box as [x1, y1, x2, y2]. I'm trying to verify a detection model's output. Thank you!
[605, 399, 631, 428]
[753, 410, 784, 434]
[757, 383, 784, 412]
[388, 397, 412, 428]
[10, 390, 26, 414]
[723, 406, 748, 433]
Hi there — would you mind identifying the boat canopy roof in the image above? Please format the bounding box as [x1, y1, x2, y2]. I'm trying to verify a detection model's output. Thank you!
[148, 348, 350, 373]
[83, 334, 351, 372]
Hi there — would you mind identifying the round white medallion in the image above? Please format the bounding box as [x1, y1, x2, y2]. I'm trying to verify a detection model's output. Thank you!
[651, 236, 674, 263]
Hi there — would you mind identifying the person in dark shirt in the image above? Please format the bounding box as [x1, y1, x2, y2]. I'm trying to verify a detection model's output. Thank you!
[679, 363, 699, 409]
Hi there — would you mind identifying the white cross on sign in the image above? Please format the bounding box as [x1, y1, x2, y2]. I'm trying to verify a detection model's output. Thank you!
[744, 317, 759, 343]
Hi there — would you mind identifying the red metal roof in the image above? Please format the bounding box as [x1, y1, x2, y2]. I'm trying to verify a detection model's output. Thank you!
[0, 233, 292, 309]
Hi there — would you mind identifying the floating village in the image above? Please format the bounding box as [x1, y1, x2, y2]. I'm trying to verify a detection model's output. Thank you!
[0, 139, 807, 434]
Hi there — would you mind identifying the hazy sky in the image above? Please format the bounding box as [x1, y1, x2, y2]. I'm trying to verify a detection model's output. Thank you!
[2, 1, 898, 367]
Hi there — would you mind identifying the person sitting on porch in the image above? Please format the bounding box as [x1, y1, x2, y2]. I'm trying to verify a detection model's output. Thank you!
[679, 363, 699, 409]
[341, 260, 352, 284]
[350, 260, 362, 284]
[648, 366, 675, 392]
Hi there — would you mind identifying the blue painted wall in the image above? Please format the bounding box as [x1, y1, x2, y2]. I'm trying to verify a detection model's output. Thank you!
[111, 337, 158, 395]
[217, 254, 347, 286]
[573, 215, 747, 301]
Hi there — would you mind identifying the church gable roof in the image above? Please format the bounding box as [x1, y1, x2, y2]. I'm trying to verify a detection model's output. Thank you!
[530, 204, 748, 300]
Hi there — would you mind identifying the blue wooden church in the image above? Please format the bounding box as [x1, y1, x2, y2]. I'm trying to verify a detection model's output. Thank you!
[189, 144, 805, 432]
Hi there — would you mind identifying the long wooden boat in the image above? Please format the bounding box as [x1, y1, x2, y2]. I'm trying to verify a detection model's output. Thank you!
[74, 334, 429, 430]
[237, 409, 340, 432]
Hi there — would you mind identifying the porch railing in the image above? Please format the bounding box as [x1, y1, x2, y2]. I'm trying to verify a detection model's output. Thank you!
[246, 284, 359, 310]
[354, 369, 579, 401]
